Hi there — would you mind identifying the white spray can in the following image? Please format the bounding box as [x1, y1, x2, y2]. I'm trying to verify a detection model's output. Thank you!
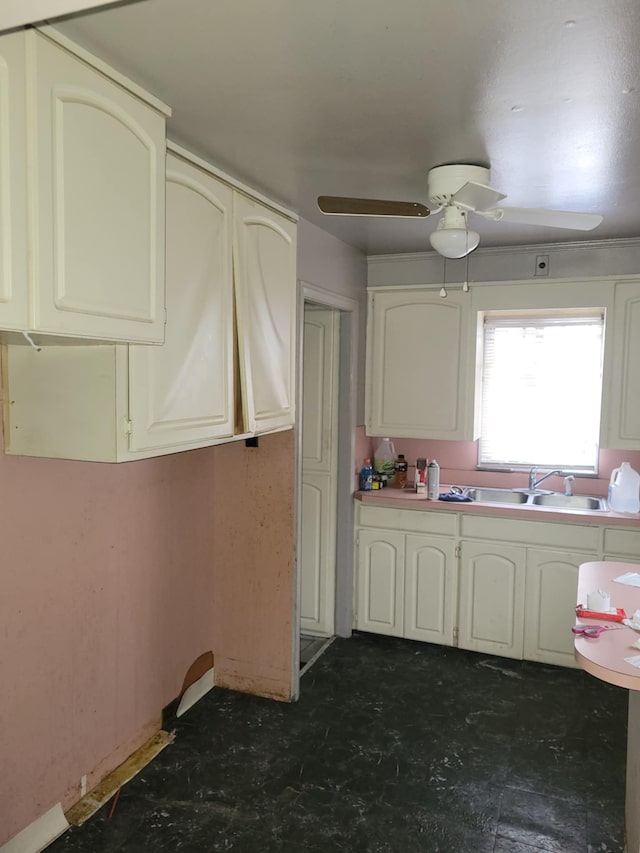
[427, 459, 440, 501]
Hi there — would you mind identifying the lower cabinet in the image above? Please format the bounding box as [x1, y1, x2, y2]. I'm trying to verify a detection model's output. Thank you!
[356, 529, 405, 637]
[523, 549, 595, 669]
[404, 535, 457, 645]
[458, 541, 525, 659]
[354, 505, 617, 668]
[356, 528, 457, 645]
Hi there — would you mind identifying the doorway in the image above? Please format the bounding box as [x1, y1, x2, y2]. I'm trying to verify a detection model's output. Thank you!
[300, 304, 339, 640]
[293, 283, 359, 697]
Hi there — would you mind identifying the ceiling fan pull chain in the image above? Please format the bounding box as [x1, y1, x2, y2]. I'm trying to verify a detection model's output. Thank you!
[463, 244, 470, 292]
[440, 257, 447, 298]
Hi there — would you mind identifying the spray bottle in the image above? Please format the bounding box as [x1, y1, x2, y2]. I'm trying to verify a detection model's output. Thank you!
[427, 459, 440, 501]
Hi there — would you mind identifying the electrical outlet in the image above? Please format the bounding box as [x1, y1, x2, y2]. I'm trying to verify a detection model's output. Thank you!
[80, 775, 87, 796]
[534, 254, 549, 276]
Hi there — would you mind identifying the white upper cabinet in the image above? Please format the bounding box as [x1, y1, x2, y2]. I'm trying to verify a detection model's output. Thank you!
[604, 279, 640, 449]
[0, 33, 29, 331]
[4, 147, 296, 461]
[0, 28, 169, 343]
[6, 153, 235, 460]
[366, 288, 477, 440]
[234, 194, 297, 434]
[127, 153, 235, 452]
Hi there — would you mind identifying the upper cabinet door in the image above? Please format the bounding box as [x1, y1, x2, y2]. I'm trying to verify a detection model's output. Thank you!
[0, 33, 29, 331]
[233, 194, 297, 434]
[605, 280, 640, 449]
[127, 154, 234, 452]
[366, 289, 476, 440]
[29, 32, 166, 342]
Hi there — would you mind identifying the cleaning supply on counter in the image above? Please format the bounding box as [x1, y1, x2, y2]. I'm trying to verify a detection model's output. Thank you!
[608, 461, 640, 513]
[393, 454, 408, 489]
[415, 457, 427, 494]
[359, 458, 373, 492]
[374, 438, 396, 484]
[427, 459, 440, 500]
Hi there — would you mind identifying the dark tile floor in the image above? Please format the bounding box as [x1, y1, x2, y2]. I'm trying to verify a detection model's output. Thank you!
[48, 633, 628, 852]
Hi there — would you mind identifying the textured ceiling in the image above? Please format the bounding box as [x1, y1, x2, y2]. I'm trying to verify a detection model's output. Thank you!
[55, 0, 640, 255]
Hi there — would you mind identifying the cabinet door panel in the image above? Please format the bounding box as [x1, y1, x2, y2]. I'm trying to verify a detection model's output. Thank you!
[607, 280, 640, 448]
[367, 289, 473, 439]
[603, 527, 640, 558]
[128, 157, 234, 451]
[31, 34, 165, 342]
[404, 535, 456, 645]
[300, 309, 339, 636]
[459, 541, 525, 658]
[0, 33, 28, 330]
[234, 194, 296, 434]
[300, 475, 336, 635]
[524, 549, 590, 668]
[356, 530, 404, 636]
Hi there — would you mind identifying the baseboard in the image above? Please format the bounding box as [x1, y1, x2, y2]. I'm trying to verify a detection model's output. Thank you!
[176, 666, 215, 717]
[65, 730, 174, 827]
[0, 803, 68, 853]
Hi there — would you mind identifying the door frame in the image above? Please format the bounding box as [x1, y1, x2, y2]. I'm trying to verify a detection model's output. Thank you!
[292, 281, 359, 700]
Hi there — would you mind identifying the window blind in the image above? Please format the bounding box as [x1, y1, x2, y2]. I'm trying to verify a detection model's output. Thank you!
[478, 310, 605, 471]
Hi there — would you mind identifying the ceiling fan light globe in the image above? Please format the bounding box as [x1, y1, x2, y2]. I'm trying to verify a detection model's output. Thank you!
[429, 227, 480, 259]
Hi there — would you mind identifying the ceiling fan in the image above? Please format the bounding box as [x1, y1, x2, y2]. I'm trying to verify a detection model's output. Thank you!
[318, 164, 603, 258]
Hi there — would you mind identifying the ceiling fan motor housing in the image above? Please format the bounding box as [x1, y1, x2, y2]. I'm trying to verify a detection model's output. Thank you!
[427, 164, 491, 207]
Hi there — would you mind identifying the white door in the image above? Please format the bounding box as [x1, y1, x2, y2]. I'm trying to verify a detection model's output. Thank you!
[128, 154, 234, 452]
[300, 307, 339, 636]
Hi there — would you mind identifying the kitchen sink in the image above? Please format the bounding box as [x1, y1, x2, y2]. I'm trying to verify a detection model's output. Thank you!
[458, 487, 607, 511]
[530, 494, 607, 511]
[462, 487, 530, 504]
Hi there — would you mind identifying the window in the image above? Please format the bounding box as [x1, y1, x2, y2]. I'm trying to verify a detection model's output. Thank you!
[478, 309, 605, 472]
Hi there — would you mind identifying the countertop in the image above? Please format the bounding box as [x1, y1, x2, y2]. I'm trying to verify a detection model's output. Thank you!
[355, 486, 640, 527]
[575, 561, 640, 690]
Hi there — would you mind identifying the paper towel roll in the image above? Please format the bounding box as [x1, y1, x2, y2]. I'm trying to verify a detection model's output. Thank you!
[587, 589, 611, 612]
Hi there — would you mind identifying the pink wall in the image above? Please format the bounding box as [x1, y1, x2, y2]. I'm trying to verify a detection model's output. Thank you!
[210, 433, 294, 698]
[366, 435, 640, 497]
[0, 421, 294, 845]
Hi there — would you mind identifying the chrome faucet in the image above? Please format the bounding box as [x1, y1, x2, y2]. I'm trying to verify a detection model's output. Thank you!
[528, 467, 565, 490]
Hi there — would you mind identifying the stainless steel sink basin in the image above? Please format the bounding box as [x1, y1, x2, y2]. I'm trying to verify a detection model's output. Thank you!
[530, 494, 607, 511]
[462, 487, 530, 504]
[457, 486, 607, 511]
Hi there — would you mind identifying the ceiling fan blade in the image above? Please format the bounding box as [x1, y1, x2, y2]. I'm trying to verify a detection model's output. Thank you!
[317, 196, 429, 218]
[481, 206, 603, 231]
[451, 181, 507, 211]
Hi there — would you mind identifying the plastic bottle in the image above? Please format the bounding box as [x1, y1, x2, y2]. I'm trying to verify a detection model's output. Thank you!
[359, 458, 373, 492]
[374, 438, 396, 484]
[415, 457, 427, 494]
[608, 461, 640, 513]
[427, 459, 440, 501]
[394, 454, 408, 489]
